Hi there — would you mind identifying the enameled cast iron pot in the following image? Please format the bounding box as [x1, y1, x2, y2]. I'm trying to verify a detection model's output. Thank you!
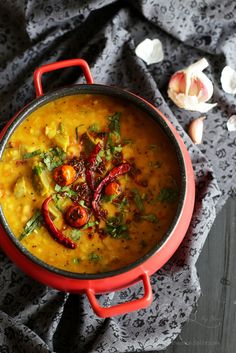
[0, 59, 195, 318]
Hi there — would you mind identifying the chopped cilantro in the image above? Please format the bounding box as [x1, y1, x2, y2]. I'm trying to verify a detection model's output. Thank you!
[108, 112, 121, 135]
[105, 216, 130, 239]
[132, 188, 144, 212]
[141, 214, 159, 223]
[78, 200, 87, 208]
[72, 257, 81, 264]
[52, 193, 63, 211]
[41, 147, 66, 171]
[88, 252, 101, 262]
[54, 184, 77, 198]
[118, 197, 129, 210]
[102, 194, 116, 203]
[96, 154, 103, 164]
[89, 123, 100, 133]
[23, 149, 42, 159]
[70, 229, 82, 241]
[54, 184, 61, 192]
[83, 221, 99, 229]
[33, 165, 43, 175]
[98, 149, 105, 158]
[19, 210, 43, 241]
[111, 145, 123, 153]
[157, 187, 178, 203]
[105, 148, 112, 161]
[107, 133, 114, 147]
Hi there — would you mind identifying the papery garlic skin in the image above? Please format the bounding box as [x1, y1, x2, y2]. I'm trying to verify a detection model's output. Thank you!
[168, 58, 217, 113]
[135, 38, 164, 65]
[188, 116, 206, 144]
[220, 66, 236, 94]
[227, 115, 236, 132]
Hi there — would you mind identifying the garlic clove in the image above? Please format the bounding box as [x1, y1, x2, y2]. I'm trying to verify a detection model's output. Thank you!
[135, 38, 164, 65]
[168, 91, 217, 113]
[188, 116, 206, 144]
[168, 72, 186, 93]
[168, 58, 216, 112]
[227, 115, 236, 131]
[195, 71, 214, 102]
[220, 66, 236, 94]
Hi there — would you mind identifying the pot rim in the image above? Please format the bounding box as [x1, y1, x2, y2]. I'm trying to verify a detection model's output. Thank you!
[0, 84, 187, 280]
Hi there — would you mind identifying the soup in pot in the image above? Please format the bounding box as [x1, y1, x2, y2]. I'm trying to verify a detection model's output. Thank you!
[0, 94, 181, 274]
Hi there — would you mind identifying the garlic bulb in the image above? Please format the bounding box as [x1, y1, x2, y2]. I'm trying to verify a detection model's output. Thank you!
[188, 116, 206, 144]
[220, 66, 236, 94]
[168, 58, 217, 113]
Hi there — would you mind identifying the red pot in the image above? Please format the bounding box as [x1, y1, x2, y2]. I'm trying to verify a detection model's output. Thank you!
[0, 59, 195, 318]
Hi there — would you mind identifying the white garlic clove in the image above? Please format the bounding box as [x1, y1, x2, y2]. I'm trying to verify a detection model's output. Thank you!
[168, 58, 216, 112]
[195, 71, 214, 102]
[188, 116, 206, 144]
[220, 66, 236, 94]
[168, 91, 217, 113]
[227, 115, 236, 131]
[135, 38, 164, 65]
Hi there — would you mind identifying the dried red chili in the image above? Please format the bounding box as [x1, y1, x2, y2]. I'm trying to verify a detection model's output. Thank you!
[85, 142, 102, 190]
[41, 196, 77, 249]
[92, 163, 131, 217]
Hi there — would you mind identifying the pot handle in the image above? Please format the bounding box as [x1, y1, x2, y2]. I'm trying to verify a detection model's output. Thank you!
[34, 58, 94, 97]
[86, 272, 153, 318]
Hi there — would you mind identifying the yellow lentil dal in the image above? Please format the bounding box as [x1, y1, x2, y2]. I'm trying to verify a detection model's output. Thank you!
[0, 94, 180, 274]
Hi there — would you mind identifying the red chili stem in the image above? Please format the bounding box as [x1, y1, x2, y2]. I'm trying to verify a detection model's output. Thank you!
[42, 196, 77, 249]
[86, 142, 102, 190]
[92, 163, 131, 216]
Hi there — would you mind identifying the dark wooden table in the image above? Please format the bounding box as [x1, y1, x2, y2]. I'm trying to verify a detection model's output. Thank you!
[159, 197, 236, 353]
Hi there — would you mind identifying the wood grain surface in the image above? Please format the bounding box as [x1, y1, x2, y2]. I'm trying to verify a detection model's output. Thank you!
[158, 197, 236, 353]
